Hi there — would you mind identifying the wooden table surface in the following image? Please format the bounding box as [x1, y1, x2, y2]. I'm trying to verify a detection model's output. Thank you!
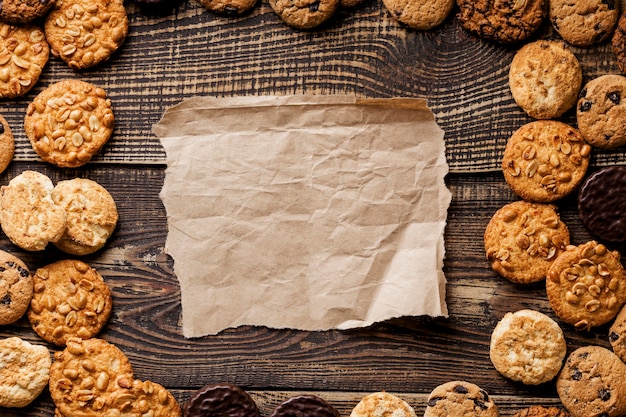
[2, 1, 626, 416]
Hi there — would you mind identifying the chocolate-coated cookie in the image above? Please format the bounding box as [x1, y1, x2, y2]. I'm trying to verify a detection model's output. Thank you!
[183, 382, 259, 417]
[270, 395, 340, 417]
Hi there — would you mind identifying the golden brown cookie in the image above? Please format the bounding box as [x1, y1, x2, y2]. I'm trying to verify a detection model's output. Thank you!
[508, 40, 582, 120]
[382, 0, 454, 30]
[512, 406, 571, 417]
[490, 309, 566, 385]
[350, 392, 416, 417]
[423, 381, 498, 417]
[0, 0, 56, 24]
[0, 250, 32, 325]
[0, 22, 49, 99]
[198, 0, 258, 15]
[27, 260, 112, 346]
[51, 178, 118, 255]
[24, 79, 115, 168]
[546, 241, 626, 331]
[484, 201, 570, 284]
[44, 0, 129, 70]
[0, 170, 67, 251]
[550, 0, 620, 47]
[115, 379, 182, 417]
[609, 304, 626, 363]
[0, 337, 51, 408]
[269, 0, 339, 29]
[502, 120, 591, 203]
[0, 114, 15, 174]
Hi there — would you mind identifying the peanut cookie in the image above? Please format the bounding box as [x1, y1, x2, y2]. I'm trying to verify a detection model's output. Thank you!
[484, 201, 570, 284]
[546, 241, 626, 331]
[609, 304, 626, 362]
[512, 406, 571, 417]
[0, 170, 66, 251]
[27, 260, 112, 346]
[44, 0, 128, 70]
[576, 74, 626, 149]
[0, 114, 14, 174]
[24, 79, 115, 168]
[550, 0, 620, 46]
[509, 40, 582, 119]
[382, 0, 454, 30]
[0, 337, 51, 408]
[556, 345, 626, 417]
[199, 0, 258, 15]
[112, 378, 181, 417]
[0, 23, 49, 99]
[456, 0, 546, 44]
[269, 0, 339, 29]
[350, 392, 417, 417]
[0, 0, 55, 24]
[49, 337, 135, 416]
[0, 250, 32, 325]
[424, 381, 498, 417]
[502, 120, 591, 203]
[271, 395, 340, 417]
[490, 309, 566, 385]
[51, 178, 118, 255]
[184, 382, 260, 417]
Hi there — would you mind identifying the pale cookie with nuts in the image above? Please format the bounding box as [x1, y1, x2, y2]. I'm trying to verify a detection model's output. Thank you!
[550, 0, 620, 47]
[423, 380, 498, 417]
[0, 337, 51, 408]
[546, 241, 626, 331]
[0, 170, 67, 251]
[51, 178, 118, 255]
[24, 79, 115, 168]
[490, 309, 566, 385]
[0, 22, 49, 99]
[27, 259, 112, 346]
[49, 337, 135, 417]
[44, 0, 129, 70]
[485, 201, 570, 284]
[502, 120, 591, 203]
[350, 392, 416, 417]
[0, 114, 15, 175]
[509, 40, 582, 120]
[0, 250, 32, 325]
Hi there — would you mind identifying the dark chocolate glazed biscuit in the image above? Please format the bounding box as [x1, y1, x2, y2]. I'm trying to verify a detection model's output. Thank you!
[183, 382, 259, 417]
[270, 395, 340, 417]
[578, 166, 626, 243]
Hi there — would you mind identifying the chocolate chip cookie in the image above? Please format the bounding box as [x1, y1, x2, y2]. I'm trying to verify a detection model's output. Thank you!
[0, 0, 55, 24]
[550, 0, 620, 46]
[0, 250, 32, 325]
[0, 114, 14, 174]
[383, 0, 454, 30]
[424, 381, 498, 417]
[269, 0, 339, 29]
[199, 0, 258, 15]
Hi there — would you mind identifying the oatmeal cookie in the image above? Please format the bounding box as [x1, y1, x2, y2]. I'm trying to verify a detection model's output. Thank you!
[44, 0, 128, 70]
[509, 40, 582, 119]
[269, 0, 339, 29]
[576, 74, 626, 149]
[0, 23, 49, 99]
[490, 309, 566, 385]
[0, 250, 32, 325]
[423, 380, 498, 417]
[546, 241, 626, 331]
[0, 114, 14, 174]
[350, 392, 416, 417]
[24, 79, 115, 168]
[0, 337, 51, 408]
[456, 0, 547, 44]
[0, 170, 66, 251]
[199, 0, 258, 15]
[184, 382, 260, 417]
[0, 0, 55, 24]
[550, 0, 620, 46]
[502, 120, 591, 203]
[382, 0, 454, 30]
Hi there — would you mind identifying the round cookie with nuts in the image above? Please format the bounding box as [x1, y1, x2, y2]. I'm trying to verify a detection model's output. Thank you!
[546, 241, 626, 331]
[502, 120, 591, 203]
[550, 0, 620, 47]
[509, 40, 582, 120]
[27, 259, 113, 346]
[350, 392, 416, 417]
[269, 0, 339, 29]
[0, 0, 55, 24]
[0, 22, 49, 99]
[52, 178, 118, 255]
[484, 201, 570, 284]
[44, 0, 128, 70]
[0, 250, 32, 325]
[382, 0, 455, 30]
[24, 79, 115, 168]
[0, 114, 15, 175]
[115, 378, 182, 417]
[423, 380, 498, 417]
[490, 309, 566, 385]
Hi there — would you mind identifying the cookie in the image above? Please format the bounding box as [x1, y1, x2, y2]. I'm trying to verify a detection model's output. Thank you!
[512, 406, 571, 417]
[484, 201, 570, 284]
[270, 395, 340, 417]
[269, 0, 339, 29]
[546, 240, 626, 331]
[0, 337, 51, 408]
[24, 79, 115, 168]
[502, 120, 591, 203]
[0, 114, 15, 174]
[199, 0, 258, 15]
[609, 304, 626, 362]
[44, 0, 128, 70]
[382, 0, 454, 30]
[0, 0, 55, 24]
[184, 382, 260, 417]
[550, 0, 620, 46]
[490, 309, 566, 385]
[51, 178, 118, 255]
[508, 40, 582, 120]
[0, 170, 66, 251]
[423, 381, 498, 417]
[49, 337, 135, 416]
[576, 74, 626, 149]
[0, 250, 32, 325]
[556, 345, 626, 417]
[456, 0, 546, 44]
[114, 378, 182, 417]
[0, 22, 49, 99]
[613, 10, 626, 74]
[578, 166, 626, 243]
[350, 392, 416, 417]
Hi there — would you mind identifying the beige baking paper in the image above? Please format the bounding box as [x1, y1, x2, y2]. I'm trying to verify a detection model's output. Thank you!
[153, 95, 451, 338]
